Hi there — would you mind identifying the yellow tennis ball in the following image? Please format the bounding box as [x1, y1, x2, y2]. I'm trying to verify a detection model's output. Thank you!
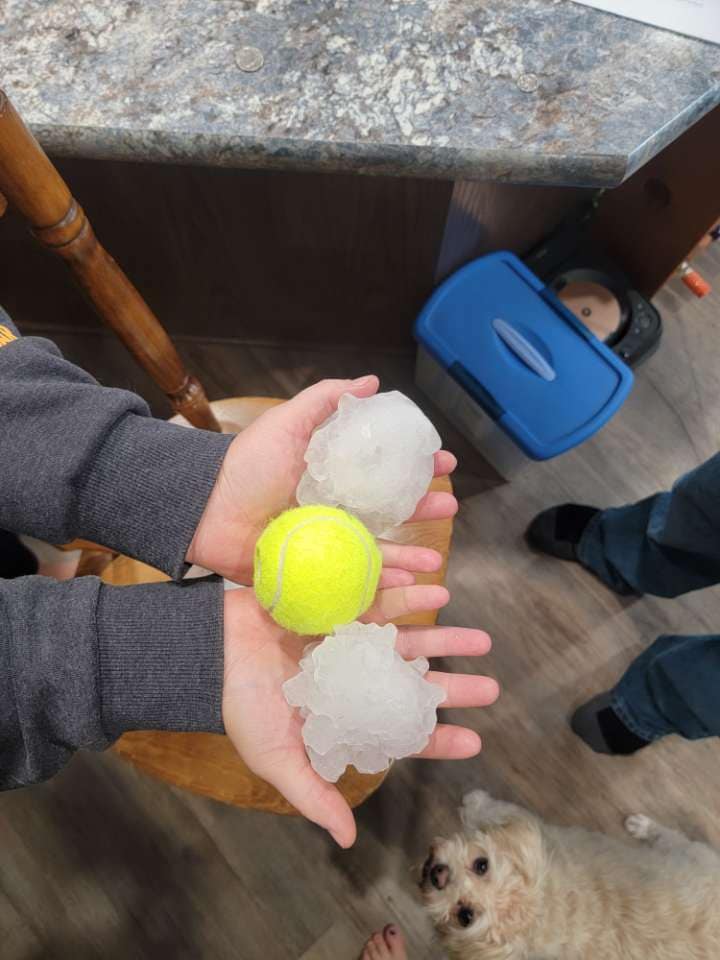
[253, 505, 382, 635]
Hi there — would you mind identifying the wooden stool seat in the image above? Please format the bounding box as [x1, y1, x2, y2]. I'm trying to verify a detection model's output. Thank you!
[107, 397, 454, 814]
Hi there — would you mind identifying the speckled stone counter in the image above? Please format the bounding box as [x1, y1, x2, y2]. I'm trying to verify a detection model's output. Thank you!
[2, 0, 719, 186]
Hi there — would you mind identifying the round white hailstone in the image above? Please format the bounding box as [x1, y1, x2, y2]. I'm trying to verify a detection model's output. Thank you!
[282, 621, 446, 783]
[296, 391, 442, 535]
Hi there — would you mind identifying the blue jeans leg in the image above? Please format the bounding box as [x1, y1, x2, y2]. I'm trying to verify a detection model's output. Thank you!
[612, 634, 720, 742]
[576, 452, 720, 598]
[576, 453, 720, 742]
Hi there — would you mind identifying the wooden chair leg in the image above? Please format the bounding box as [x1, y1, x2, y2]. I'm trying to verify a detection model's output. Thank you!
[0, 90, 220, 431]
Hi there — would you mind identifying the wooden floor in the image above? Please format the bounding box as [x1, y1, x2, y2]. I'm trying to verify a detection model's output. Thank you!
[2, 242, 720, 959]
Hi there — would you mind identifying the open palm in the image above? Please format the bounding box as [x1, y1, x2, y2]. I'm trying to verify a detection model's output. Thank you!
[187, 376, 458, 586]
[222, 590, 499, 848]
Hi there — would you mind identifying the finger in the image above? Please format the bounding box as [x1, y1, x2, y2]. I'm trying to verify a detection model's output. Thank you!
[395, 626, 492, 660]
[362, 584, 449, 624]
[416, 724, 482, 760]
[379, 567, 415, 589]
[379, 542, 442, 573]
[425, 672, 500, 709]
[259, 752, 357, 848]
[434, 450, 457, 477]
[407, 491, 458, 524]
[286, 376, 379, 429]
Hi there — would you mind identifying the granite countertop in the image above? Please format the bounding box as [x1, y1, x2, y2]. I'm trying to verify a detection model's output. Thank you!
[2, 0, 719, 186]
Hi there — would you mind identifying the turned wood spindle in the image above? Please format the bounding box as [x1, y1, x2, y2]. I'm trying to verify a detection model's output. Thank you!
[0, 90, 220, 431]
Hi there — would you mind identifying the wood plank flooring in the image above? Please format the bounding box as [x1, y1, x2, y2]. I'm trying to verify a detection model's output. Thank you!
[2, 242, 720, 959]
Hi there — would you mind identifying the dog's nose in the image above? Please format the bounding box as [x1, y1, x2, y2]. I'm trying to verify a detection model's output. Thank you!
[430, 863, 450, 890]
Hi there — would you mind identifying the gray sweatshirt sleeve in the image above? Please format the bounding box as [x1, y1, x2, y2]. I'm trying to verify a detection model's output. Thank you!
[0, 574, 225, 789]
[0, 308, 234, 578]
[0, 311, 231, 787]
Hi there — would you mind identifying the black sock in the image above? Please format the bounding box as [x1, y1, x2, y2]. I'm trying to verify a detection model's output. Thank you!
[554, 505, 599, 544]
[597, 707, 649, 755]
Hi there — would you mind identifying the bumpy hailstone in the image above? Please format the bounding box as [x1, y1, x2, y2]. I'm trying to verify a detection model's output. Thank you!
[282, 621, 446, 783]
[296, 391, 442, 535]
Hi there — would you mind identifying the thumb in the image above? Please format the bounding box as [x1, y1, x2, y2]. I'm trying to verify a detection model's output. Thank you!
[285, 376, 379, 430]
[260, 751, 357, 848]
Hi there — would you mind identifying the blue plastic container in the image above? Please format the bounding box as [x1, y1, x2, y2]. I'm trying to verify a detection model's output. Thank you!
[414, 251, 633, 474]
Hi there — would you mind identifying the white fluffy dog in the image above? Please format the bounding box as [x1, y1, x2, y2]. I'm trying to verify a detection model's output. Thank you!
[420, 790, 720, 959]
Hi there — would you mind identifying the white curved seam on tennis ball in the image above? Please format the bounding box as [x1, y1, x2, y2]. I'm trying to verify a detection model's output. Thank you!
[269, 515, 374, 612]
[269, 514, 375, 615]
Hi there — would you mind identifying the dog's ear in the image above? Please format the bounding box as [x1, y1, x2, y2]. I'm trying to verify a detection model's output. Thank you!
[492, 816, 544, 886]
[460, 791, 529, 832]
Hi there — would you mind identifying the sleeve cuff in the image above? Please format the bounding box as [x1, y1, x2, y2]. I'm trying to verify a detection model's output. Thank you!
[78, 413, 234, 578]
[97, 577, 225, 739]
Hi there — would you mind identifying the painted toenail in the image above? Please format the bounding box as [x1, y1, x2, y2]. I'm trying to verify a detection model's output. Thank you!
[387, 926, 397, 936]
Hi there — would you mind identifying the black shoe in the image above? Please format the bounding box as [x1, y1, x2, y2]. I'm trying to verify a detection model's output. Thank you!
[525, 504, 599, 561]
[571, 692, 650, 756]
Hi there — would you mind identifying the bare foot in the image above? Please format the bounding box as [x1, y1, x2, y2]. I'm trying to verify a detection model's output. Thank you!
[360, 924, 407, 960]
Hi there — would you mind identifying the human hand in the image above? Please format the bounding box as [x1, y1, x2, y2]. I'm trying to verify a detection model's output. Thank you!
[222, 588, 498, 848]
[187, 377, 458, 586]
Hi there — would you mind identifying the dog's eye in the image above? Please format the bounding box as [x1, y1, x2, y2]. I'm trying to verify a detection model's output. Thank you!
[472, 857, 489, 875]
[457, 905, 474, 928]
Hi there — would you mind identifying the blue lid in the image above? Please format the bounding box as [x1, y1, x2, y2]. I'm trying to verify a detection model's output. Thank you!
[414, 251, 633, 460]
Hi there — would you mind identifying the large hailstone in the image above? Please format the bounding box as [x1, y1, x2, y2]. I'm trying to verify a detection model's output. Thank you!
[296, 391, 442, 535]
[282, 621, 446, 782]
